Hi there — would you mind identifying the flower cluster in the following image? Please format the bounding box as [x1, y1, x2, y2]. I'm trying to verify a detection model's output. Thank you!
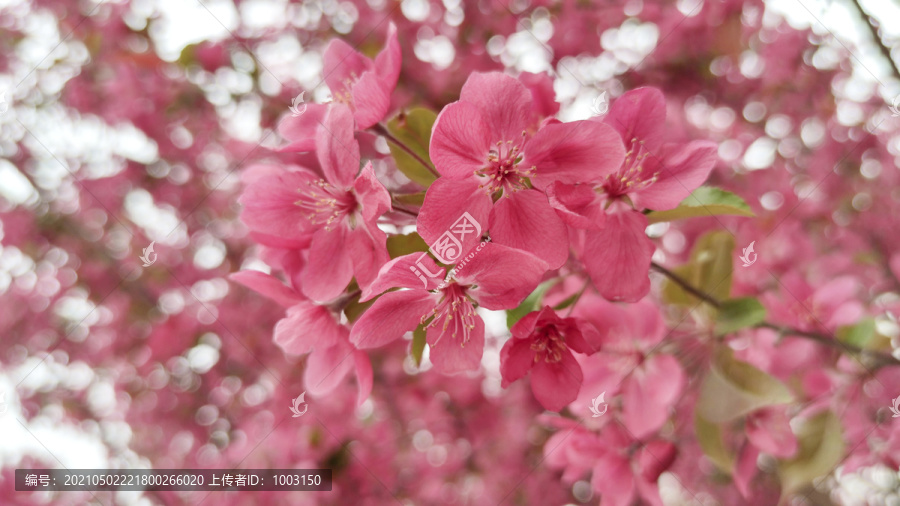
[7, 0, 900, 504]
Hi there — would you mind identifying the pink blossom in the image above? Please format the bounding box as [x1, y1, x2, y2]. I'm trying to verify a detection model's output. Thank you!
[351, 243, 548, 374]
[230, 270, 372, 405]
[500, 306, 602, 411]
[549, 88, 717, 301]
[420, 71, 625, 268]
[570, 294, 686, 439]
[240, 104, 391, 301]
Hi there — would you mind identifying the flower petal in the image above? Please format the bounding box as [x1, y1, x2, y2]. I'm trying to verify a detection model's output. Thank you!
[631, 141, 717, 211]
[582, 210, 654, 303]
[315, 104, 360, 189]
[526, 120, 626, 188]
[361, 253, 444, 301]
[353, 161, 391, 223]
[322, 39, 374, 98]
[350, 289, 438, 349]
[426, 312, 485, 375]
[304, 339, 355, 395]
[518, 71, 560, 124]
[532, 351, 583, 412]
[459, 71, 532, 141]
[545, 181, 606, 231]
[604, 87, 666, 151]
[622, 354, 684, 439]
[347, 223, 389, 292]
[734, 442, 760, 499]
[374, 23, 401, 89]
[591, 452, 635, 506]
[274, 302, 344, 355]
[500, 336, 536, 387]
[301, 225, 354, 302]
[239, 165, 315, 240]
[417, 177, 492, 259]
[489, 189, 569, 269]
[430, 101, 491, 178]
[746, 407, 798, 458]
[229, 270, 304, 308]
[351, 71, 391, 129]
[456, 242, 549, 310]
[353, 350, 373, 406]
[277, 103, 328, 152]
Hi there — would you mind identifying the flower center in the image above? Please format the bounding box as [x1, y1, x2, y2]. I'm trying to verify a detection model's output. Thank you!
[602, 138, 660, 198]
[422, 283, 477, 348]
[333, 73, 360, 105]
[474, 135, 534, 196]
[295, 179, 357, 230]
[531, 324, 567, 363]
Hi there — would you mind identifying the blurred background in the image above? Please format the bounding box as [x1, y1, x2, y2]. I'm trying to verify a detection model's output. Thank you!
[1, 0, 899, 504]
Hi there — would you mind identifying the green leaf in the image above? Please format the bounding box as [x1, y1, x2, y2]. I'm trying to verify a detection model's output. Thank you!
[506, 278, 560, 328]
[646, 187, 754, 224]
[695, 412, 735, 472]
[343, 294, 377, 323]
[660, 265, 696, 306]
[836, 318, 876, 349]
[697, 347, 793, 423]
[386, 108, 439, 187]
[715, 297, 767, 336]
[411, 326, 427, 367]
[386, 232, 429, 259]
[552, 291, 581, 311]
[690, 230, 735, 300]
[393, 192, 426, 207]
[662, 230, 735, 308]
[777, 411, 844, 497]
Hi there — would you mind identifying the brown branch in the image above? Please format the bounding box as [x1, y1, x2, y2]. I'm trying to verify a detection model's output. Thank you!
[370, 123, 440, 179]
[849, 0, 900, 83]
[651, 262, 900, 369]
[650, 262, 721, 308]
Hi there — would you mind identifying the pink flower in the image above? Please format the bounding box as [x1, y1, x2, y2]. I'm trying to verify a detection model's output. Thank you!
[276, 23, 400, 150]
[321, 22, 401, 130]
[543, 418, 676, 506]
[763, 273, 864, 333]
[230, 270, 372, 405]
[548, 88, 717, 301]
[239, 104, 391, 302]
[500, 306, 602, 411]
[420, 71, 625, 268]
[350, 243, 549, 374]
[570, 294, 686, 439]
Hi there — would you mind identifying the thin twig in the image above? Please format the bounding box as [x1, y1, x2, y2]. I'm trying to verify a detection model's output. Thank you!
[371, 123, 440, 178]
[650, 262, 721, 308]
[849, 0, 900, 82]
[651, 261, 900, 368]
